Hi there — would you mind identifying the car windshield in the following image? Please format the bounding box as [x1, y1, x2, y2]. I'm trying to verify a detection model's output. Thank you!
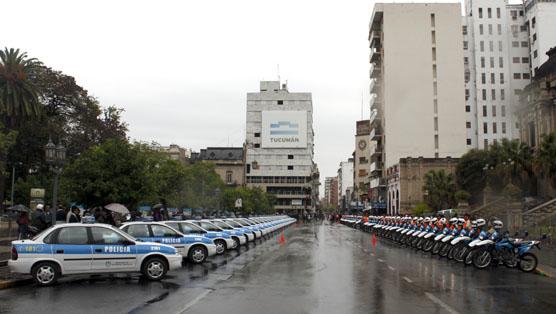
[225, 220, 243, 228]
[212, 221, 232, 230]
[238, 219, 253, 226]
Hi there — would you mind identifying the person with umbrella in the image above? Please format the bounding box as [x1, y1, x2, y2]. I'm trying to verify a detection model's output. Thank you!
[104, 203, 129, 226]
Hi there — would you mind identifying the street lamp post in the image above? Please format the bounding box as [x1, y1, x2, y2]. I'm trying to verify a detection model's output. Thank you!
[45, 139, 66, 226]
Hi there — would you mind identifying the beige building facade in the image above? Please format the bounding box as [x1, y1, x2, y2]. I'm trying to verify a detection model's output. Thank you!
[369, 3, 468, 209]
[386, 157, 459, 215]
[197, 147, 245, 187]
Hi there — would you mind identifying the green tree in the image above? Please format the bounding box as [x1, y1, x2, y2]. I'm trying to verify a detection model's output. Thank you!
[423, 169, 456, 211]
[456, 149, 489, 204]
[60, 139, 154, 209]
[0, 48, 42, 119]
[412, 202, 430, 216]
[537, 133, 556, 184]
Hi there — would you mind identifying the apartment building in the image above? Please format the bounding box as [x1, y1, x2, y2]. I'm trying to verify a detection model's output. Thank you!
[245, 81, 317, 214]
[463, 0, 532, 149]
[368, 3, 467, 206]
[524, 0, 556, 74]
[337, 159, 354, 210]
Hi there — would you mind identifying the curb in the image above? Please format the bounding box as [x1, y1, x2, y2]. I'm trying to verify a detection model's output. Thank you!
[0, 278, 33, 289]
[535, 267, 555, 278]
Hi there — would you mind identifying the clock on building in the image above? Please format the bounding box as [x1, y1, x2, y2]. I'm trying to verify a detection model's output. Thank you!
[358, 140, 367, 150]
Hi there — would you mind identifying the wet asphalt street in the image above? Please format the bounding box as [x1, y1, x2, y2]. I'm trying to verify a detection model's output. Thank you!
[1, 221, 556, 314]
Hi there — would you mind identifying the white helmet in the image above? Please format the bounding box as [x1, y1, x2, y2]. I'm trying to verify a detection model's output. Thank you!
[413, 217, 419, 220]
[449, 217, 458, 224]
[431, 217, 438, 223]
[439, 217, 447, 224]
[471, 220, 477, 227]
[458, 218, 465, 225]
[36, 204, 44, 210]
[476, 218, 486, 227]
[493, 220, 503, 229]
[424, 217, 431, 223]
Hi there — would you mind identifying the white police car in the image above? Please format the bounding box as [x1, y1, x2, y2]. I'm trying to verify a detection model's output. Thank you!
[185, 220, 235, 253]
[8, 223, 182, 286]
[209, 219, 248, 247]
[120, 222, 217, 264]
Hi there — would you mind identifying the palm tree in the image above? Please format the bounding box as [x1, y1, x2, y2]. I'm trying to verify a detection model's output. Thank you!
[0, 48, 42, 120]
[423, 170, 457, 211]
[537, 133, 556, 183]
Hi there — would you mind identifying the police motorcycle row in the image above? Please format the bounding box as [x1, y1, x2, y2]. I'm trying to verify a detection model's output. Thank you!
[344, 215, 541, 273]
[9, 223, 183, 286]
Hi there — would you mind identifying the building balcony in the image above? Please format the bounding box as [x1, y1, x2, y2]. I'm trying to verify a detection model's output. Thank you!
[370, 148, 382, 159]
[370, 127, 382, 140]
[370, 48, 381, 63]
[369, 31, 381, 49]
[369, 94, 382, 110]
[370, 78, 381, 94]
[370, 109, 381, 126]
[370, 62, 381, 79]
[370, 177, 386, 189]
[370, 162, 382, 175]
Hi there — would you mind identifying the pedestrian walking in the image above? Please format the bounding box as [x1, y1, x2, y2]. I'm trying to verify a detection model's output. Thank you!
[16, 212, 29, 239]
[56, 205, 66, 224]
[66, 205, 81, 223]
[31, 204, 49, 232]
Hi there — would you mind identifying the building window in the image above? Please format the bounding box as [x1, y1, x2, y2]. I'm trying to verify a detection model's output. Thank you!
[254, 132, 260, 137]
[501, 89, 505, 100]
[491, 89, 496, 100]
[433, 82, 437, 95]
[489, 40, 493, 52]
[481, 73, 486, 84]
[483, 105, 487, 117]
[492, 105, 497, 117]
[465, 71, 470, 82]
[501, 105, 506, 117]
[533, 50, 538, 58]
[498, 57, 503, 68]
[488, 24, 493, 35]
[479, 8, 483, 18]
[465, 89, 470, 100]
[467, 138, 472, 145]
[434, 117, 438, 131]
[513, 57, 520, 63]
[500, 73, 504, 84]
[431, 31, 436, 44]
[532, 17, 536, 28]
[432, 64, 437, 78]
[519, 10, 523, 16]
[484, 139, 489, 149]
[491, 73, 495, 84]
[490, 57, 495, 68]
[498, 40, 503, 52]
[226, 171, 233, 184]
[479, 24, 484, 35]
[466, 121, 471, 128]
[521, 41, 528, 47]
[487, 8, 492, 18]
[512, 41, 519, 48]
[496, 8, 501, 18]
[523, 73, 530, 80]
[464, 57, 468, 64]
[502, 122, 507, 134]
[481, 57, 485, 68]
[480, 41, 484, 52]
[463, 41, 468, 50]
[432, 47, 436, 61]
[522, 57, 529, 64]
[254, 143, 260, 148]
[430, 13, 435, 27]
[532, 33, 537, 42]
[520, 25, 527, 32]
[465, 105, 471, 112]
[514, 73, 521, 79]
[484, 122, 488, 134]
[493, 122, 497, 134]
[462, 26, 468, 35]
[277, 100, 283, 105]
[287, 165, 294, 170]
[482, 89, 487, 101]
[434, 135, 439, 149]
[287, 155, 294, 160]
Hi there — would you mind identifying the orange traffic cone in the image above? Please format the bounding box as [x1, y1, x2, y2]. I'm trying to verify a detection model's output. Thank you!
[278, 231, 285, 245]
[371, 233, 377, 248]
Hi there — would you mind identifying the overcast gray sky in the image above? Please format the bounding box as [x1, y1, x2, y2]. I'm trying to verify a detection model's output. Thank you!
[4, 0, 466, 193]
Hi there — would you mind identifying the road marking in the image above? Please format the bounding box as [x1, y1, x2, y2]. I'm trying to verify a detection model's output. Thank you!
[377, 258, 385, 263]
[402, 276, 413, 283]
[425, 292, 460, 314]
[387, 265, 395, 271]
[176, 289, 211, 314]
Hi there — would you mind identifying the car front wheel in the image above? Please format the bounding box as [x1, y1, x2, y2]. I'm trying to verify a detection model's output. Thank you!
[189, 245, 208, 264]
[142, 257, 168, 281]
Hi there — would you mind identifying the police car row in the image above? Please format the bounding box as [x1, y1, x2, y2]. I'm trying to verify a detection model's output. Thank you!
[9, 216, 296, 286]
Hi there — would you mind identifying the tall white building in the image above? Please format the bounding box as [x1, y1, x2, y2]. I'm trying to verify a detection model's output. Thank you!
[337, 159, 354, 209]
[368, 3, 467, 206]
[524, 0, 556, 73]
[245, 81, 316, 214]
[463, 0, 532, 149]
